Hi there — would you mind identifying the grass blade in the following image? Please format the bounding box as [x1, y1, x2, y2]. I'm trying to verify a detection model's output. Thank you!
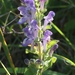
[51, 22, 75, 51]
[0, 61, 10, 75]
[0, 28, 16, 75]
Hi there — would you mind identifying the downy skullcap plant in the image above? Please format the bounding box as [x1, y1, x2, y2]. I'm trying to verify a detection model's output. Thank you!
[18, 0, 59, 75]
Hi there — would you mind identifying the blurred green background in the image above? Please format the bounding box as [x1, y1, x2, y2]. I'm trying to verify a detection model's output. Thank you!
[0, 0, 75, 75]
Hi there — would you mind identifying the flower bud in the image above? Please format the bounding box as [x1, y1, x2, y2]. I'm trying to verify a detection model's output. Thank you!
[49, 44, 58, 57]
[39, 0, 46, 10]
[24, 59, 30, 65]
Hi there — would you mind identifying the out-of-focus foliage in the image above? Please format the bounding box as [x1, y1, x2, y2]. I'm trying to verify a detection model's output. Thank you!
[0, 0, 75, 75]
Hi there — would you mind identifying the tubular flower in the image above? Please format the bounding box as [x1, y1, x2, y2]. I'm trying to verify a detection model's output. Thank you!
[23, 20, 39, 39]
[39, 0, 46, 10]
[22, 20, 39, 47]
[43, 11, 55, 30]
[18, 0, 36, 25]
[42, 30, 53, 52]
[18, 17, 27, 24]
[21, 0, 35, 7]
[22, 38, 34, 46]
[23, 27, 33, 38]
[22, 27, 34, 46]
[49, 44, 58, 57]
[31, 20, 39, 39]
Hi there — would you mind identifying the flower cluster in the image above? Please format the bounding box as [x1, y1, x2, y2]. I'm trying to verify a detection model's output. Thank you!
[18, 0, 58, 57]
[22, 20, 39, 47]
[18, 0, 36, 25]
[18, 0, 59, 75]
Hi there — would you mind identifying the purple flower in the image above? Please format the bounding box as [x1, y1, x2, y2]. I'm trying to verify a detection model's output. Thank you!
[18, 17, 27, 24]
[42, 30, 53, 52]
[24, 58, 30, 65]
[31, 20, 39, 38]
[22, 38, 34, 46]
[18, 6, 27, 16]
[21, 0, 35, 7]
[18, 0, 36, 25]
[43, 11, 55, 30]
[49, 44, 58, 57]
[39, 0, 46, 10]
[43, 30, 53, 38]
[23, 27, 33, 38]
[18, 6, 36, 25]
[23, 20, 39, 39]
[18, 5, 36, 16]
[22, 20, 39, 47]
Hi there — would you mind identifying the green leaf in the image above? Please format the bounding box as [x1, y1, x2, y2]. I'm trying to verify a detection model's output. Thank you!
[51, 56, 57, 63]
[46, 25, 52, 29]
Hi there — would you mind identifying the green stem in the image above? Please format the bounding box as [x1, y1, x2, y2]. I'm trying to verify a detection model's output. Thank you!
[37, 9, 43, 75]
[38, 42, 42, 60]
[36, 6, 42, 60]
[0, 28, 16, 75]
